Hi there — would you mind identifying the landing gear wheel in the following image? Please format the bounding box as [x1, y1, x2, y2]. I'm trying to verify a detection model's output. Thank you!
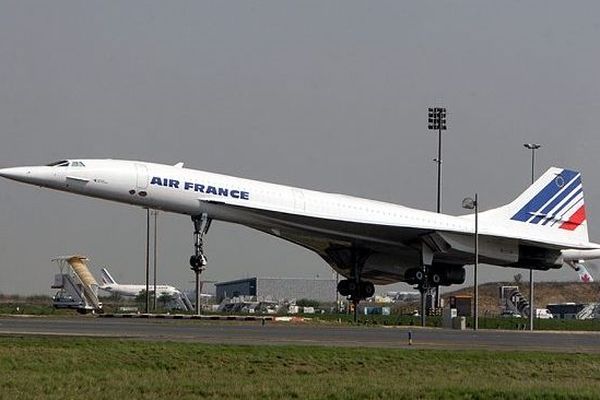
[414, 270, 425, 282]
[360, 281, 375, 298]
[336, 279, 375, 300]
[337, 280, 351, 297]
[347, 280, 358, 293]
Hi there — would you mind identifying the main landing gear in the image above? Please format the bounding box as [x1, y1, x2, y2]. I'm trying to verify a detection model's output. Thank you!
[417, 267, 431, 327]
[335, 248, 374, 322]
[406, 265, 434, 327]
[190, 213, 212, 315]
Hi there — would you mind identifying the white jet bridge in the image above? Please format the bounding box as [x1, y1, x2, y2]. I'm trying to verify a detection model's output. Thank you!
[51, 255, 102, 313]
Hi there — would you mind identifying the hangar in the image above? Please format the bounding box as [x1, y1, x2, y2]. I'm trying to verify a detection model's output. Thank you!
[215, 277, 337, 303]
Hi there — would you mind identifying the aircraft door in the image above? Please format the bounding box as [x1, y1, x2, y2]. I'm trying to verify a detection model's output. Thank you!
[135, 164, 149, 189]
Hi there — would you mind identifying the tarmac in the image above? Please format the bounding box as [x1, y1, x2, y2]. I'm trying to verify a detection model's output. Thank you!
[1, 316, 600, 352]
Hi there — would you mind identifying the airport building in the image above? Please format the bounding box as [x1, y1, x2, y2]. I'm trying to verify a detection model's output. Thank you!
[215, 277, 337, 303]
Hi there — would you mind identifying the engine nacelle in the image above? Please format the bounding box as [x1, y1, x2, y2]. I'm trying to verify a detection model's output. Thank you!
[360, 251, 421, 284]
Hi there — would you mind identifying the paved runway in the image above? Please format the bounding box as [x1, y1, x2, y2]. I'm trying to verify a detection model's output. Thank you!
[1, 316, 599, 352]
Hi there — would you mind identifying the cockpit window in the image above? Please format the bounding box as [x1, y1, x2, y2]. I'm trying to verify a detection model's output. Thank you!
[46, 160, 70, 167]
[71, 161, 85, 167]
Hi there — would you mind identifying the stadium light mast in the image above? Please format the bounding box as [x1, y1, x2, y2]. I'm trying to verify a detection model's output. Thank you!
[427, 107, 447, 318]
[428, 107, 447, 213]
[524, 143, 541, 331]
[462, 194, 479, 330]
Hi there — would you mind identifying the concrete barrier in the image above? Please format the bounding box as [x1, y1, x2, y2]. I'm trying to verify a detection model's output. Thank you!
[99, 313, 274, 321]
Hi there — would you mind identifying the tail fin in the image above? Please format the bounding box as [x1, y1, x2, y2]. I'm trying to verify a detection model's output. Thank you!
[483, 167, 589, 244]
[565, 259, 595, 282]
[574, 262, 594, 283]
[101, 268, 117, 285]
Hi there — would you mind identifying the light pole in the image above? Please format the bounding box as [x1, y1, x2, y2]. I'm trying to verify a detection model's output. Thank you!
[462, 194, 479, 330]
[152, 210, 158, 311]
[428, 107, 447, 312]
[524, 143, 541, 330]
[335, 271, 339, 312]
[188, 279, 216, 313]
[144, 208, 150, 314]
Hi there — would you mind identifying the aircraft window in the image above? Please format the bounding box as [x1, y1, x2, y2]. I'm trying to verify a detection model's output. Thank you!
[71, 161, 86, 167]
[46, 160, 70, 167]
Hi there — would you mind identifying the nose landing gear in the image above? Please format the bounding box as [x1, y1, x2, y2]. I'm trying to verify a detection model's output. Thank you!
[190, 213, 212, 315]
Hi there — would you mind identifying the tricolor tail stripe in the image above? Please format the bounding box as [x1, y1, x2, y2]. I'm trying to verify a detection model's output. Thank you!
[560, 205, 586, 231]
[549, 193, 585, 228]
[530, 175, 581, 224]
[541, 187, 582, 225]
[511, 168, 586, 230]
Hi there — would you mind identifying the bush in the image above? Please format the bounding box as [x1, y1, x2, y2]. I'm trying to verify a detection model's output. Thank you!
[296, 298, 320, 308]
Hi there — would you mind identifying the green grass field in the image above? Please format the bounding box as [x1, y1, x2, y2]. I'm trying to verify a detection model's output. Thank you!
[1, 337, 599, 399]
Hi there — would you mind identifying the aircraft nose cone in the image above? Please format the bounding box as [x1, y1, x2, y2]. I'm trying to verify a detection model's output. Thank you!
[0, 167, 33, 182]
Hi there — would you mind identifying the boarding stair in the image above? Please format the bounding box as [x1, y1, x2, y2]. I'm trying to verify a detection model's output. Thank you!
[500, 286, 530, 317]
[178, 291, 194, 311]
[576, 303, 600, 320]
[52, 255, 102, 313]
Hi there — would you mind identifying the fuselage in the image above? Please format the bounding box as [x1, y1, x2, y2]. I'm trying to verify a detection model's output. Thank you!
[100, 283, 179, 297]
[0, 158, 476, 234]
[1, 159, 599, 285]
[0, 159, 595, 246]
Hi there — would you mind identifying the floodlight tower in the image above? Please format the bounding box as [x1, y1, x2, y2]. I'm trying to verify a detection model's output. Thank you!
[524, 143, 541, 330]
[427, 107, 447, 317]
[428, 107, 447, 214]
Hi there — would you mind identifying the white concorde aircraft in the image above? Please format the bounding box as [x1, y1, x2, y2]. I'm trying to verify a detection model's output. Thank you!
[0, 159, 598, 302]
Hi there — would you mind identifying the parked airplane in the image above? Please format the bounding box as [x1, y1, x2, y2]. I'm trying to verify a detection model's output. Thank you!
[1, 159, 598, 309]
[99, 267, 180, 297]
[98, 267, 197, 310]
[99, 267, 213, 299]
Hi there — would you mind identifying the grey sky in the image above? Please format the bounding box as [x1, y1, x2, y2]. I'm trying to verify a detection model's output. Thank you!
[1, 1, 600, 294]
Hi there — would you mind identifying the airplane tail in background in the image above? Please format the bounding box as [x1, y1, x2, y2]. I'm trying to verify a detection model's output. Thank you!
[481, 167, 589, 245]
[100, 268, 117, 285]
[573, 262, 594, 283]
